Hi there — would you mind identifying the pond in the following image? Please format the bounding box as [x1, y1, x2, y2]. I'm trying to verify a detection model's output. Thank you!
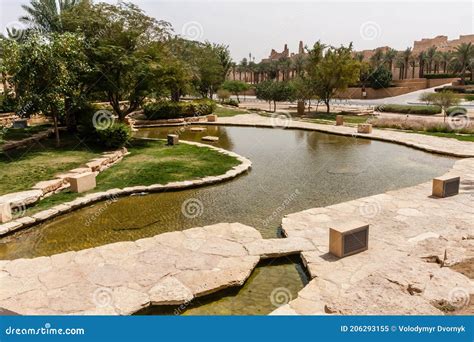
[0, 126, 455, 314]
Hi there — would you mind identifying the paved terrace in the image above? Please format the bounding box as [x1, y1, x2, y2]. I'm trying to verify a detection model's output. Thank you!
[0, 114, 473, 315]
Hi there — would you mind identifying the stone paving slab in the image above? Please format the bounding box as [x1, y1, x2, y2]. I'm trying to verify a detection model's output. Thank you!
[0, 223, 316, 315]
[271, 157, 474, 315]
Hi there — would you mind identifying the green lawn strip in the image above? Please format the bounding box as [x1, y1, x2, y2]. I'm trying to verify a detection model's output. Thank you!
[25, 139, 240, 214]
[0, 134, 103, 196]
[1, 124, 52, 143]
[214, 106, 249, 117]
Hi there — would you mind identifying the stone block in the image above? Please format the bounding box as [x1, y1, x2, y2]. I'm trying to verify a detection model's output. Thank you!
[12, 119, 28, 129]
[190, 127, 206, 132]
[167, 134, 179, 145]
[336, 115, 344, 126]
[69, 172, 96, 193]
[202, 136, 219, 142]
[32, 179, 65, 195]
[357, 124, 372, 134]
[207, 114, 217, 122]
[329, 220, 369, 258]
[432, 175, 460, 198]
[0, 202, 12, 223]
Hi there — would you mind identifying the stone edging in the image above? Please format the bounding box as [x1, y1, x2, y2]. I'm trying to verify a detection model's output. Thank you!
[0, 139, 252, 237]
[1, 128, 54, 152]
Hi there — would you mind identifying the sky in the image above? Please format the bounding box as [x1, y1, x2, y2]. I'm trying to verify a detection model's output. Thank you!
[1, 0, 473, 61]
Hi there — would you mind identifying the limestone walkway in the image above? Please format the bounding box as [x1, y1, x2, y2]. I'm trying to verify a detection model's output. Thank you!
[207, 113, 474, 158]
[271, 157, 474, 315]
[0, 223, 316, 315]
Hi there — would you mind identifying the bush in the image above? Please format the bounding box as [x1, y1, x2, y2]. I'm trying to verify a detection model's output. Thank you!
[375, 104, 441, 115]
[222, 99, 239, 107]
[368, 66, 392, 89]
[446, 106, 467, 116]
[143, 100, 216, 120]
[96, 123, 131, 148]
[464, 94, 474, 102]
[424, 73, 460, 79]
[0, 94, 17, 113]
[435, 86, 474, 94]
[217, 89, 231, 102]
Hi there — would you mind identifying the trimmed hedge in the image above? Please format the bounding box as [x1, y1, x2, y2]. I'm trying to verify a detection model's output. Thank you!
[375, 104, 441, 115]
[144, 100, 216, 120]
[435, 86, 474, 94]
[446, 106, 467, 116]
[424, 73, 460, 79]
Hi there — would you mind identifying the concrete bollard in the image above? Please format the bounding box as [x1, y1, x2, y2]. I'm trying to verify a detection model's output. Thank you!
[167, 134, 179, 146]
[69, 172, 97, 193]
[336, 115, 344, 126]
[357, 123, 372, 134]
[0, 203, 12, 223]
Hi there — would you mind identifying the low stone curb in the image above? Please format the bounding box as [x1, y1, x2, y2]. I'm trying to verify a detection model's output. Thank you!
[0, 139, 252, 237]
[1, 129, 54, 152]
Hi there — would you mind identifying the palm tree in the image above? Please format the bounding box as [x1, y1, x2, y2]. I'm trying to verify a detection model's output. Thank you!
[438, 51, 451, 74]
[370, 49, 384, 67]
[409, 56, 417, 79]
[418, 51, 426, 78]
[424, 46, 437, 74]
[401, 48, 412, 79]
[451, 42, 474, 83]
[20, 0, 83, 34]
[384, 48, 398, 72]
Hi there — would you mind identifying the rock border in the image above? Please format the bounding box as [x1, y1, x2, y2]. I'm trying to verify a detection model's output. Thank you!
[0, 139, 251, 237]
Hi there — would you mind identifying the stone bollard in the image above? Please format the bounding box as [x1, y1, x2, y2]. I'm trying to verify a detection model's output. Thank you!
[167, 134, 179, 146]
[0, 203, 12, 223]
[329, 220, 369, 258]
[69, 172, 96, 193]
[336, 115, 344, 126]
[207, 114, 217, 122]
[357, 123, 372, 134]
[432, 175, 460, 198]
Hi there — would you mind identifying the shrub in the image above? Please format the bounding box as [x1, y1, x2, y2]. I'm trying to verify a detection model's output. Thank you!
[368, 117, 474, 135]
[217, 89, 231, 102]
[222, 99, 239, 107]
[375, 104, 441, 115]
[0, 94, 17, 113]
[143, 100, 216, 120]
[368, 66, 392, 89]
[435, 86, 474, 94]
[96, 123, 131, 148]
[446, 106, 467, 116]
[464, 94, 474, 102]
[424, 73, 460, 79]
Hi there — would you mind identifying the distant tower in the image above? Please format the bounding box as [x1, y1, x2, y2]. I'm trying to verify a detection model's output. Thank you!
[298, 41, 304, 54]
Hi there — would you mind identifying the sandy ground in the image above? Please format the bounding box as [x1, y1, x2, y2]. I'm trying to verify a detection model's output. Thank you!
[450, 260, 473, 315]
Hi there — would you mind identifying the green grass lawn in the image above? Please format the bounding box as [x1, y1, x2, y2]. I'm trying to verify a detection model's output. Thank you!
[409, 131, 474, 142]
[214, 106, 249, 117]
[26, 138, 240, 214]
[0, 124, 52, 144]
[0, 134, 103, 196]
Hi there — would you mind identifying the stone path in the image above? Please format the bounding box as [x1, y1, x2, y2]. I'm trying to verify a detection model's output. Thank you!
[209, 114, 474, 158]
[0, 140, 251, 237]
[0, 223, 316, 315]
[270, 157, 474, 315]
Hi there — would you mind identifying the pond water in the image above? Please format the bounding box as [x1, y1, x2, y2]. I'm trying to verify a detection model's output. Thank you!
[0, 126, 455, 314]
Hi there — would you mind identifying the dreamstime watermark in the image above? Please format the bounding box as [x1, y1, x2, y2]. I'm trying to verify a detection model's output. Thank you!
[92, 110, 115, 130]
[92, 287, 114, 308]
[358, 200, 382, 219]
[359, 21, 381, 41]
[271, 111, 292, 129]
[181, 21, 204, 41]
[83, 194, 119, 227]
[447, 112, 471, 131]
[448, 287, 470, 309]
[5, 323, 85, 336]
[4, 21, 27, 41]
[270, 287, 292, 307]
[262, 189, 300, 227]
[181, 198, 204, 219]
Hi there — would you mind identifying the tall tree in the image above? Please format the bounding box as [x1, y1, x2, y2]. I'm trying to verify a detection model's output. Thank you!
[451, 42, 474, 83]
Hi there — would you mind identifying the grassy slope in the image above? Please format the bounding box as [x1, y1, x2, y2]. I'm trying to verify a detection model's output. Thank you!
[214, 106, 249, 117]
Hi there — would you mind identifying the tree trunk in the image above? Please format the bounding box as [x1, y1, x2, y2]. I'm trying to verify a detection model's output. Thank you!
[273, 101, 276, 112]
[64, 97, 77, 133]
[325, 100, 330, 114]
[53, 112, 60, 147]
